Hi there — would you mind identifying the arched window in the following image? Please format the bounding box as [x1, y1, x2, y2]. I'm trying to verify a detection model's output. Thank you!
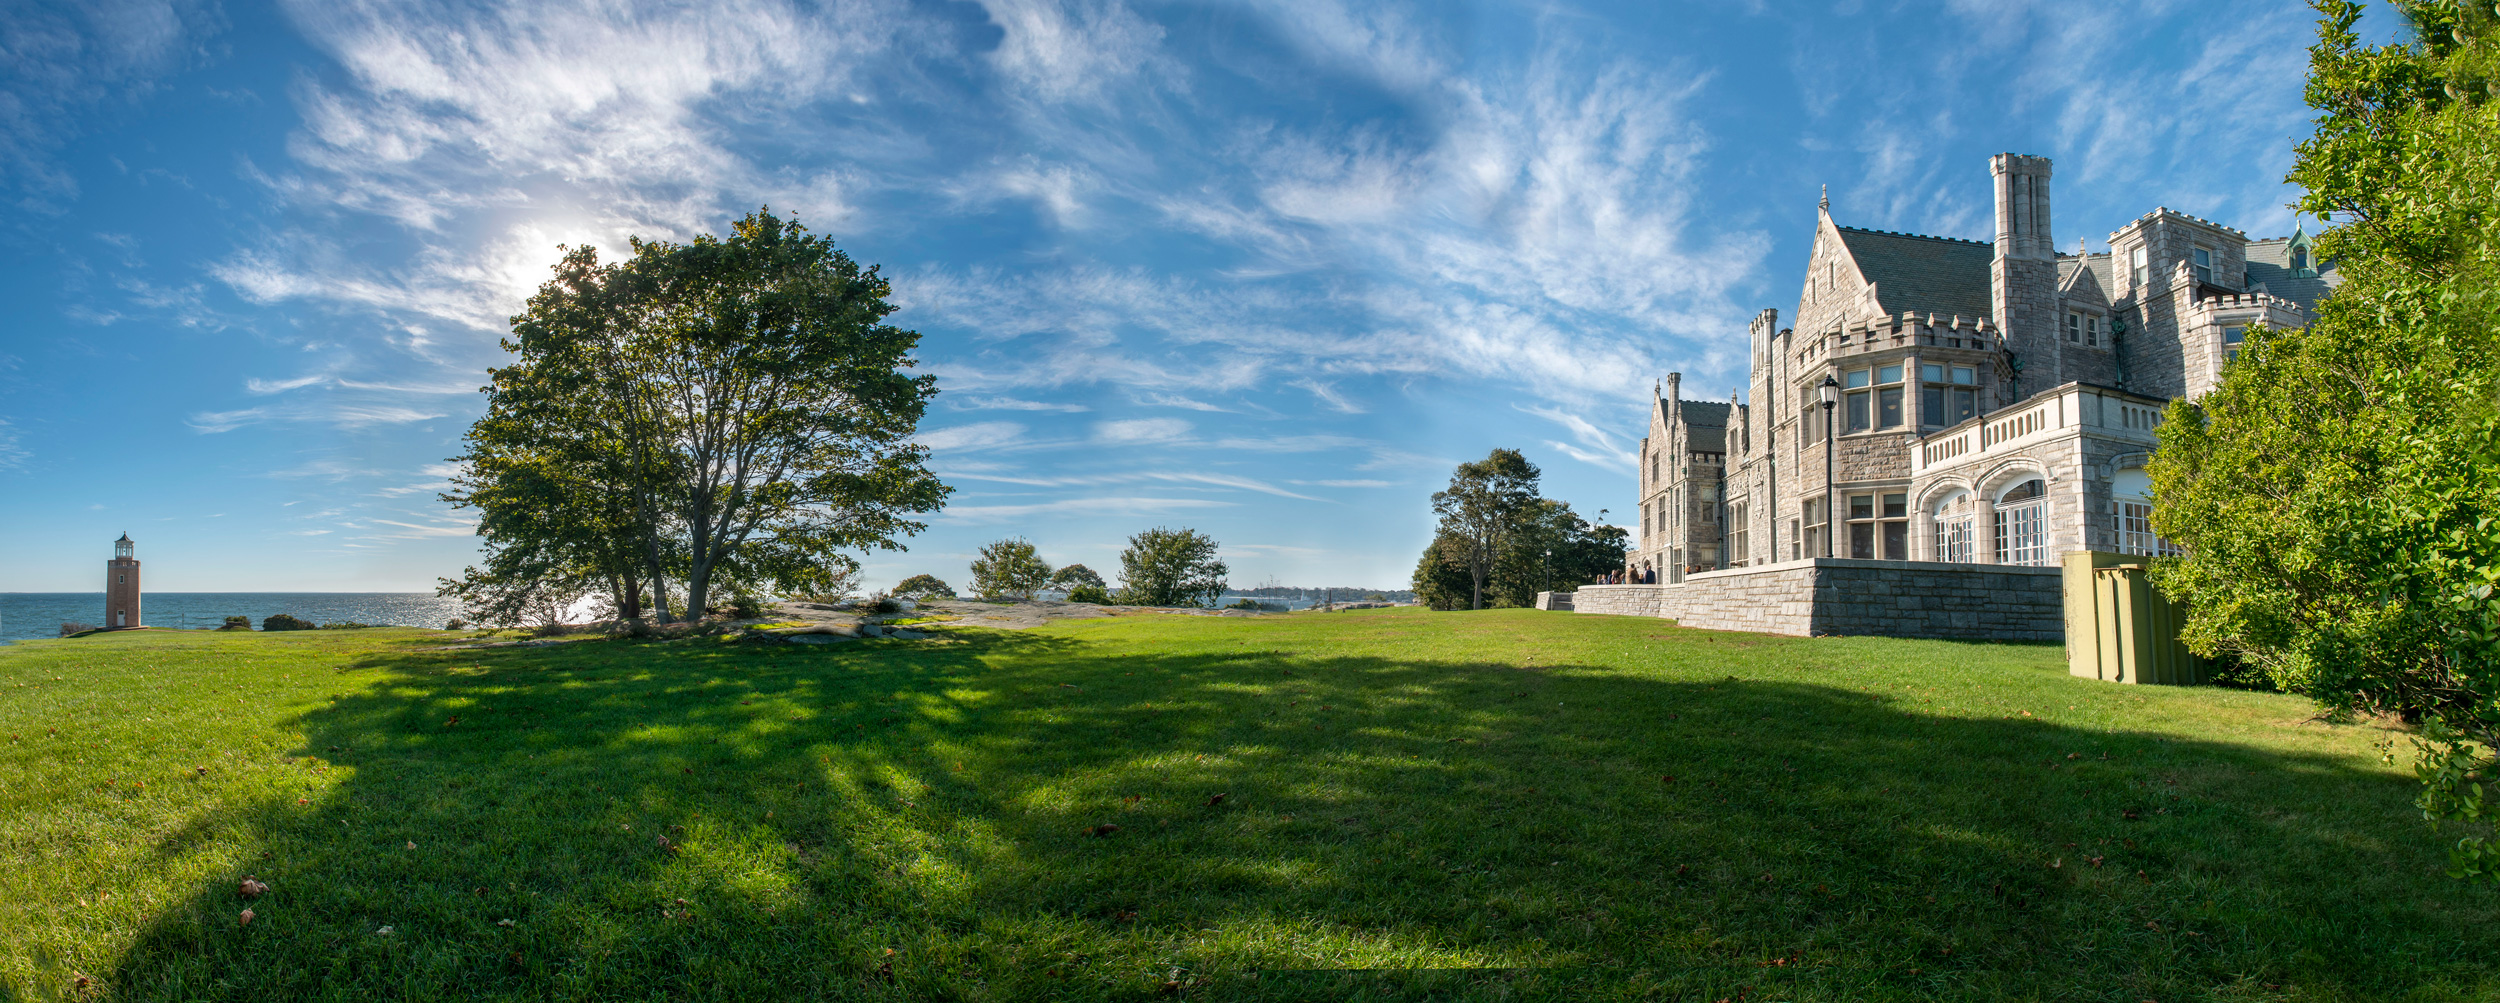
[2113, 467, 2183, 557]
[1931, 490, 1975, 563]
[1994, 478, 2049, 566]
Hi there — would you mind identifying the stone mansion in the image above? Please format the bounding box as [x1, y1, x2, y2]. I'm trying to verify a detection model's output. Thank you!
[1563, 154, 2338, 639]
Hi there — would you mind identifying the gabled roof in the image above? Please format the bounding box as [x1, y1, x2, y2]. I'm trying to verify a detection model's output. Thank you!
[2245, 237, 2340, 311]
[2057, 252, 2112, 310]
[1833, 227, 1995, 321]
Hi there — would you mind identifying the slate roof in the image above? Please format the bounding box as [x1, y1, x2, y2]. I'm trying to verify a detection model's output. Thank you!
[1672, 400, 1730, 453]
[1834, 226, 1996, 321]
[2245, 238, 2340, 311]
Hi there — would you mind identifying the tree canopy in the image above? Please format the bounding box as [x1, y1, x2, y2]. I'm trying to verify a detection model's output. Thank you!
[1117, 527, 1228, 608]
[1414, 459, 1624, 610]
[969, 538, 1052, 601]
[2148, 0, 2500, 883]
[444, 209, 948, 624]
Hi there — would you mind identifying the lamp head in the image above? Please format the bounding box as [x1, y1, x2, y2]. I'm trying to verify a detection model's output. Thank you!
[1818, 374, 1839, 408]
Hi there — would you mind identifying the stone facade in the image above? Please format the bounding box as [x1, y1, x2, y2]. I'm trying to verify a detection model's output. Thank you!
[1595, 153, 2340, 640]
[1567, 559, 2061, 641]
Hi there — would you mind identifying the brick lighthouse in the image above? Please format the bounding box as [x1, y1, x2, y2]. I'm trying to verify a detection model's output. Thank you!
[106, 533, 141, 629]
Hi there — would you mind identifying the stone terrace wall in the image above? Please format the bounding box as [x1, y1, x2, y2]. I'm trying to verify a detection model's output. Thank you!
[1806, 560, 2061, 641]
[1568, 559, 2064, 641]
[1569, 585, 1665, 617]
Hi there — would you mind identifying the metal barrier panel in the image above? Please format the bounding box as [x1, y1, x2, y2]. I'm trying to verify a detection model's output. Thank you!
[2062, 550, 2208, 685]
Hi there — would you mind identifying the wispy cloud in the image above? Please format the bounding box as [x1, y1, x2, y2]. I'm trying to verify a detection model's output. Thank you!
[919, 421, 1030, 452]
[940, 496, 1231, 523]
[1094, 417, 1192, 443]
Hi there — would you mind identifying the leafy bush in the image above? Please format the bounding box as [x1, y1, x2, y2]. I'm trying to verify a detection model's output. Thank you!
[1047, 564, 1106, 590]
[1065, 583, 1113, 605]
[444, 618, 468, 630]
[1117, 527, 1227, 608]
[219, 616, 252, 631]
[1224, 597, 1261, 610]
[969, 538, 1052, 601]
[892, 574, 956, 599]
[58, 622, 97, 638]
[261, 614, 315, 632]
[2147, 0, 2500, 884]
[727, 595, 768, 620]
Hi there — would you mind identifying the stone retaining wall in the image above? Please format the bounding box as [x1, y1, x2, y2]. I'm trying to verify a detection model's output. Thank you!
[1568, 585, 1666, 617]
[1563, 558, 2064, 641]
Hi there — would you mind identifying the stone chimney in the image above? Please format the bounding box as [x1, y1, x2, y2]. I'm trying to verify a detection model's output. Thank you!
[1990, 154, 2060, 394]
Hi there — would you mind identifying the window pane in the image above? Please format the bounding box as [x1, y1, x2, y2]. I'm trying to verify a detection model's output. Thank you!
[1953, 388, 1977, 421]
[1849, 494, 1874, 520]
[1876, 364, 1901, 385]
[2224, 326, 2245, 344]
[1846, 369, 1869, 389]
[2065, 314, 2079, 342]
[1922, 363, 1944, 383]
[1882, 520, 1906, 561]
[1877, 387, 1902, 428]
[1922, 386, 1945, 425]
[1850, 522, 1874, 559]
[1951, 366, 1975, 385]
[1882, 493, 1906, 518]
[1847, 391, 1869, 430]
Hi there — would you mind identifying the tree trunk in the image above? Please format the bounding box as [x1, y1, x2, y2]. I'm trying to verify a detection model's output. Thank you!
[618, 568, 643, 620]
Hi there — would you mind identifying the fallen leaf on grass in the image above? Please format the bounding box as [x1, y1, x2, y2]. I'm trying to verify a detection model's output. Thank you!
[656, 835, 676, 853]
[238, 909, 254, 926]
[497, 919, 515, 927]
[238, 878, 268, 898]
[1203, 793, 1227, 806]
[2049, 858, 2063, 869]
[1662, 775, 1676, 784]
[1085, 824, 1122, 837]
[405, 841, 417, 850]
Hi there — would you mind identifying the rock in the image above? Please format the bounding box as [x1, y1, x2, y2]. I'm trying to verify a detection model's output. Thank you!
[788, 634, 853, 645]
[888, 628, 929, 640]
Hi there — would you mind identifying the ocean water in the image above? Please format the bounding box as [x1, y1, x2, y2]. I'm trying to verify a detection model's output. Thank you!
[0, 593, 465, 643]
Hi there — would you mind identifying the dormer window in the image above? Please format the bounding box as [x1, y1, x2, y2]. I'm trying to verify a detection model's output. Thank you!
[2192, 247, 2214, 285]
[2291, 246, 2308, 272]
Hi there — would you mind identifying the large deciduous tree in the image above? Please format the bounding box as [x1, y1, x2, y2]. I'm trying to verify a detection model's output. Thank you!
[1117, 527, 1228, 608]
[969, 538, 1052, 601]
[448, 209, 949, 623]
[1413, 488, 1625, 610]
[2147, 0, 2500, 883]
[1428, 448, 1543, 610]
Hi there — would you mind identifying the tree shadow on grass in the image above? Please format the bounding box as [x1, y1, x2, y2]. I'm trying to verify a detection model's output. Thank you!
[101, 625, 2500, 1002]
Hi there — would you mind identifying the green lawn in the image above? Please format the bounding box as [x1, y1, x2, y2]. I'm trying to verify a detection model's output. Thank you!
[1, 609, 2492, 1001]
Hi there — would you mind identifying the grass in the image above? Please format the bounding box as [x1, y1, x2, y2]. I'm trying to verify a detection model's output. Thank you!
[1, 609, 2494, 1002]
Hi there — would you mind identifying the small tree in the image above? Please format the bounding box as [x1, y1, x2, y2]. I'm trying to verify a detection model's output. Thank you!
[969, 538, 1052, 601]
[1118, 527, 1227, 607]
[1430, 449, 1542, 610]
[893, 574, 956, 599]
[1048, 564, 1106, 591]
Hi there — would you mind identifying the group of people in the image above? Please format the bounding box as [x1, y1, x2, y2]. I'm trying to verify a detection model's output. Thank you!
[1595, 567, 1658, 585]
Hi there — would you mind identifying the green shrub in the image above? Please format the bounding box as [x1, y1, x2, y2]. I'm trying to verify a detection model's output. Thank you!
[1066, 584, 1113, 605]
[1117, 527, 1227, 608]
[260, 614, 315, 632]
[969, 539, 1052, 601]
[892, 574, 956, 599]
[219, 616, 252, 631]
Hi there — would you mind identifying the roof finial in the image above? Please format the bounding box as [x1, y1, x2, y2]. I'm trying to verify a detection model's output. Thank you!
[1818, 184, 1829, 214]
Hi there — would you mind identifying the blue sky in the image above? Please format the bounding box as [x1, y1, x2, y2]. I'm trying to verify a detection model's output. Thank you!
[0, 0, 2380, 593]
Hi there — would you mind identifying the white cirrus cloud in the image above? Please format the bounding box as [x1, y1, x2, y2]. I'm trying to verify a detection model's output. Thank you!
[1094, 417, 1192, 443]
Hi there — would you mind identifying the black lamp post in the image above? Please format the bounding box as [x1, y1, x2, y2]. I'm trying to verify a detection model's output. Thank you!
[1818, 374, 1839, 559]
